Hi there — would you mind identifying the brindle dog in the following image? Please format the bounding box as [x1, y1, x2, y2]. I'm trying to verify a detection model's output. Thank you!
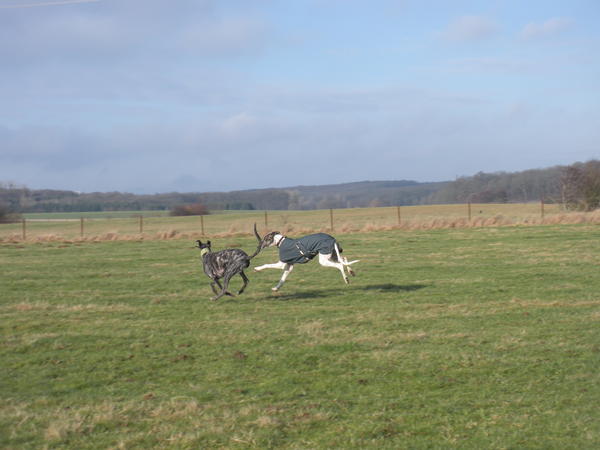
[196, 240, 257, 301]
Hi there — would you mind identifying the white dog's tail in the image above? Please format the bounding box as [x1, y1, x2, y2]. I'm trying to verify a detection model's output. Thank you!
[334, 242, 359, 266]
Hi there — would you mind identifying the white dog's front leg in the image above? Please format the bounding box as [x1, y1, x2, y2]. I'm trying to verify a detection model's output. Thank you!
[273, 264, 294, 291]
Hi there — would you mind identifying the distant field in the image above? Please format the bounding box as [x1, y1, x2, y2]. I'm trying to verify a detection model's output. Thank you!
[1, 225, 599, 448]
[1, 203, 573, 241]
[23, 210, 170, 220]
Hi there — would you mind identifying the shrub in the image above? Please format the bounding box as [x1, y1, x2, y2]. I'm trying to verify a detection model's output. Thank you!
[0, 201, 22, 223]
[170, 203, 209, 216]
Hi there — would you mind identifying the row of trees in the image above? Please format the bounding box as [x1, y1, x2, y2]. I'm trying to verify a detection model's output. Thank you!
[427, 161, 600, 211]
[427, 167, 564, 204]
[2, 161, 599, 217]
[169, 160, 598, 212]
[0, 182, 445, 213]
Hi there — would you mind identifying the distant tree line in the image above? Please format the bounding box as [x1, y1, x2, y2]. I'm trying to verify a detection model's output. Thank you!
[0, 181, 448, 213]
[428, 160, 600, 211]
[427, 166, 564, 204]
[1, 161, 599, 215]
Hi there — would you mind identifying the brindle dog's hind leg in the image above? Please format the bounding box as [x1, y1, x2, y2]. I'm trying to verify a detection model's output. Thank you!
[238, 271, 249, 295]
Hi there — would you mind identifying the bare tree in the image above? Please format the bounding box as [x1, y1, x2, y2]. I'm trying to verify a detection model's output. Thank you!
[561, 160, 600, 211]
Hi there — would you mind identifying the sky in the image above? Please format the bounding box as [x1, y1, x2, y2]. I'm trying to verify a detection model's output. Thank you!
[0, 0, 598, 194]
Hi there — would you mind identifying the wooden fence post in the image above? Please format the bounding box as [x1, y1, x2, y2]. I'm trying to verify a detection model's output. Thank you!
[139, 215, 143, 234]
[200, 215, 205, 235]
[80, 217, 84, 237]
[397, 206, 401, 226]
[22, 218, 26, 240]
[264, 211, 268, 229]
[468, 202, 472, 221]
[541, 198, 545, 219]
[329, 209, 334, 231]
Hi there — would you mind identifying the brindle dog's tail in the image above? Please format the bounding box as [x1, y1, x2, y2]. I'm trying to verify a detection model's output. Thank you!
[248, 223, 263, 260]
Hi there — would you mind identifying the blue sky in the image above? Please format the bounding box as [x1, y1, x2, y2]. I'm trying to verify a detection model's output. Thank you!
[0, 0, 598, 193]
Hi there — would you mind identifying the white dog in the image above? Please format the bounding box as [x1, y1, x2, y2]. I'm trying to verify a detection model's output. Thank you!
[252, 225, 359, 291]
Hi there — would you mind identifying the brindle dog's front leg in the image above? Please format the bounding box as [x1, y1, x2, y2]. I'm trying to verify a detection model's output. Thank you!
[210, 280, 220, 295]
[211, 278, 234, 300]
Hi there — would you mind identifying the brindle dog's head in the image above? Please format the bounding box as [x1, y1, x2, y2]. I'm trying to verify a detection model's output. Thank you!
[196, 240, 212, 256]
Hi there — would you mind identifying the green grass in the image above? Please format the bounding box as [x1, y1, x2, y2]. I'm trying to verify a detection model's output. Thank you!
[1, 225, 600, 448]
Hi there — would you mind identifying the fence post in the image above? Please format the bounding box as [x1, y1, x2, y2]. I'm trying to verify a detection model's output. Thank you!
[200, 215, 205, 235]
[264, 211, 268, 229]
[329, 208, 334, 231]
[22, 218, 26, 240]
[467, 201, 472, 221]
[541, 198, 545, 219]
[139, 215, 143, 234]
[397, 206, 401, 226]
[80, 217, 84, 237]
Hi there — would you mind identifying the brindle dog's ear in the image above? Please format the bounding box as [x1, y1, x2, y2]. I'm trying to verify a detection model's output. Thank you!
[207, 240, 211, 247]
[196, 240, 202, 247]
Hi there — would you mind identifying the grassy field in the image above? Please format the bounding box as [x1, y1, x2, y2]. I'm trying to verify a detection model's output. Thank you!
[22, 211, 170, 220]
[1, 224, 600, 448]
[0, 203, 571, 241]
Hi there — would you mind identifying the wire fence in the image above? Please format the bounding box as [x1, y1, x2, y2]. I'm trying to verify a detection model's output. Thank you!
[1, 201, 591, 242]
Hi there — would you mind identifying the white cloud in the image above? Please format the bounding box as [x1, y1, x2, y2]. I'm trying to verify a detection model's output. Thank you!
[0, 0, 267, 67]
[0, 2, 596, 193]
[520, 18, 574, 40]
[446, 57, 534, 74]
[440, 15, 499, 42]
[179, 17, 269, 57]
[219, 113, 259, 138]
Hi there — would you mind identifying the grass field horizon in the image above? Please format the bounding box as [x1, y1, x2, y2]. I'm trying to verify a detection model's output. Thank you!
[2, 223, 599, 448]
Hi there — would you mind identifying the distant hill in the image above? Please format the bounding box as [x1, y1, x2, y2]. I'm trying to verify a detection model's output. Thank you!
[199, 180, 449, 210]
[0, 180, 446, 212]
[0, 162, 585, 213]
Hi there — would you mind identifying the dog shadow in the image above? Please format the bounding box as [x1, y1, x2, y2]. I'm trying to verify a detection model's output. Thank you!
[269, 289, 339, 301]
[362, 283, 429, 293]
[264, 283, 429, 301]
